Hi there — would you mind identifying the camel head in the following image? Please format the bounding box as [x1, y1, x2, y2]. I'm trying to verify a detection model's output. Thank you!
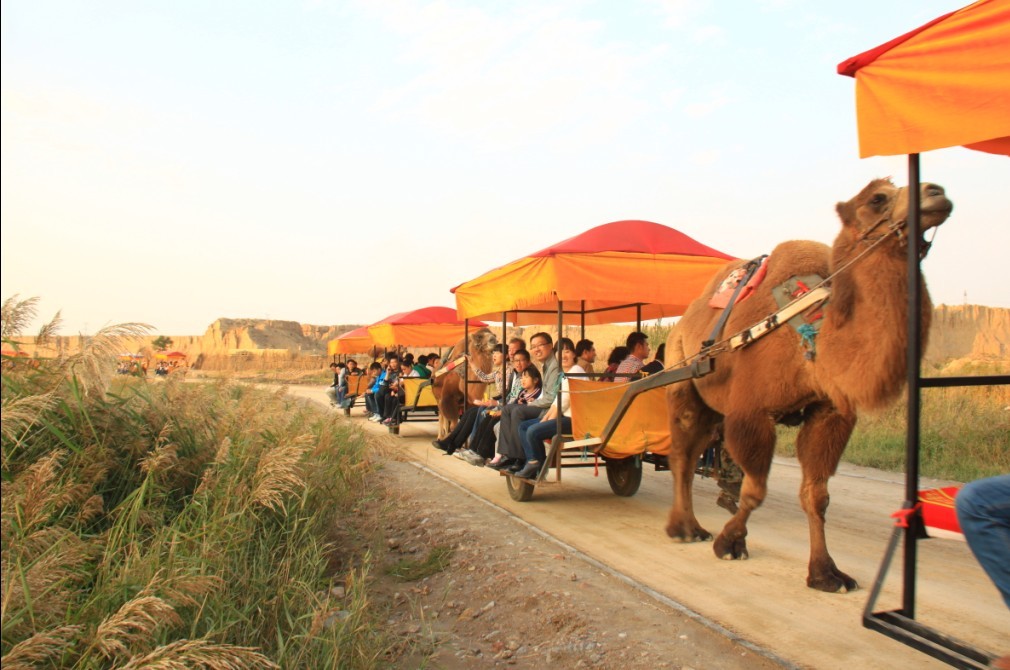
[835, 178, 953, 260]
[464, 327, 499, 379]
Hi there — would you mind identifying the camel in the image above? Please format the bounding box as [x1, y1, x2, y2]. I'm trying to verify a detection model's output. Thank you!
[431, 328, 498, 438]
[663, 178, 953, 592]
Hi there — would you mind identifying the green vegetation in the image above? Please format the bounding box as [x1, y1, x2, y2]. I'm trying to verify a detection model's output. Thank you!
[385, 546, 454, 582]
[776, 369, 1009, 482]
[2, 299, 391, 668]
[152, 335, 173, 351]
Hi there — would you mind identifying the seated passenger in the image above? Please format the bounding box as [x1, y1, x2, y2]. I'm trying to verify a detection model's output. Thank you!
[641, 342, 666, 375]
[575, 339, 597, 376]
[515, 338, 585, 479]
[598, 346, 629, 382]
[613, 331, 650, 381]
[486, 364, 543, 470]
[413, 354, 432, 378]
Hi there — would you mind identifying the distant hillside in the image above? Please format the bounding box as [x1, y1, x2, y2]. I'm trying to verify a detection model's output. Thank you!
[9, 307, 1007, 373]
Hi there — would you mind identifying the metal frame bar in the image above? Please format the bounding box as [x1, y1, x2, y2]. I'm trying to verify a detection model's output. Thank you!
[862, 153, 1008, 668]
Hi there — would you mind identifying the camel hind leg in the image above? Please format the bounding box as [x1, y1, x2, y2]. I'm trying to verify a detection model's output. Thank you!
[714, 410, 777, 561]
[665, 382, 721, 542]
[795, 402, 858, 592]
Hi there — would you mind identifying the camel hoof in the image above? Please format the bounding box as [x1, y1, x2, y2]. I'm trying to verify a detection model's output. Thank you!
[665, 521, 712, 542]
[807, 569, 858, 593]
[713, 533, 748, 560]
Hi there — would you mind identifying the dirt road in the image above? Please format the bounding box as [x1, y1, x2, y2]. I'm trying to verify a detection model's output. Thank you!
[290, 387, 1007, 668]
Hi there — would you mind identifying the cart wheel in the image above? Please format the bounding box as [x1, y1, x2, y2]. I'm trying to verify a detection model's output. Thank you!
[605, 457, 642, 497]
[506, 475, 535, 502]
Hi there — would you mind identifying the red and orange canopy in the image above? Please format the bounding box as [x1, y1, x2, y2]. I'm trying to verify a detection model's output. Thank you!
[838, 0, 1010, 157]
[367, 306, 486, 348]
[452, 220, 735, 326]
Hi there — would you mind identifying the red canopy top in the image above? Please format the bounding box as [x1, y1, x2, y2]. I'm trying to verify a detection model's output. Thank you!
[527, 220, 735, 260]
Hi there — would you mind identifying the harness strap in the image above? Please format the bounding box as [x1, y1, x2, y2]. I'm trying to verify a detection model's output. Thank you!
[702, 255, 768, 350]
[725, 286, 831, 352]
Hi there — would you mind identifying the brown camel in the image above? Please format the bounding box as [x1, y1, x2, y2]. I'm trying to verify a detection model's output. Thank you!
[431, 328, 498, 438]
[664, 179, 953, 592]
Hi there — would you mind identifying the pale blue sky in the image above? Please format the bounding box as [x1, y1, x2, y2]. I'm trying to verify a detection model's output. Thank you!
[2, 0, 1007, 335]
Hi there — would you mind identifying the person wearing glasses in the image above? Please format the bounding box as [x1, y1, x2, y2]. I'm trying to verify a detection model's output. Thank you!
[491, 332, 560, 473]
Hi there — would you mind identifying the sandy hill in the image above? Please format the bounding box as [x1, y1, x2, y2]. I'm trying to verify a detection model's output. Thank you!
[9, 307, 1007, 373]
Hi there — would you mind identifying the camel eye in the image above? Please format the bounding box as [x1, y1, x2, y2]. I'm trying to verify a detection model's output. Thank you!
[870, 193, 887, 206]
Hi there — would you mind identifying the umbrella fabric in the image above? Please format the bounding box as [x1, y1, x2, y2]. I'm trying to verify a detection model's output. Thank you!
[452, 220, 736, 326]
[837, 0, 1010, 157]
[327, 327, 375, 356]
[156, 351, 187, 360]
[367, 306, 487, 347]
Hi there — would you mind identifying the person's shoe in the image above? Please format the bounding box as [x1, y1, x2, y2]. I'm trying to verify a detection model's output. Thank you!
[513, 461, 542, 480]
[382, 418, 393, 425]
[488, 457, 515, 471]
[507, 460, 526, 474]
[464, 451, 486, 467]
[453, 448, 470, 460]
[368, 414, 380, 422]
[431, 439, 450, 452]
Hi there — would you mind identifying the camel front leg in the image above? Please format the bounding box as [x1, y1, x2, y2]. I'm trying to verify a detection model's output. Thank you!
[714, 411, 776, 560]
[665, 384, 719, 542]
[796, 402, 857, 592]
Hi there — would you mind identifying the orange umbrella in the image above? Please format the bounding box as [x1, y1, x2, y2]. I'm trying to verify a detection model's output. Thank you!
[155, 351, 187, 361]
[327, 327, 375, 356]
[837, 0, 1010, 157]
[452, 220, 736, 326]
[367, 306, 487, 348]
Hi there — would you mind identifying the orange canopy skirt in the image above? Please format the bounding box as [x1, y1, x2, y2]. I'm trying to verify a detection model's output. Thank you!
[838, 0, 1010, 157]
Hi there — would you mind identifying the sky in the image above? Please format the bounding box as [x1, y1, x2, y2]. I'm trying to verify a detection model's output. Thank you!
[2, 0, 1008, 336]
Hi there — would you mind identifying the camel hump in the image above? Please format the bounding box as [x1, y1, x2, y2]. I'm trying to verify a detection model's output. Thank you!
[764, 240, 831, 288]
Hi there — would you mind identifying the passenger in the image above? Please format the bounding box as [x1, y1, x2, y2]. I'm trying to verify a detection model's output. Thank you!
[401, 354, 421, 378]
[365, 359, 388, 420]
[377, 355, 405, 424]
[432, 349, 531, 460]
[491, 332, 560, 473]
[514, 338, 585, 480]
[426, 353, 442, 373]
[575, 339, 597, 376]
[413, 354, 432, 378]
[613, 331, 650, 381]
[447, 345, 509, 463]
[485, 364, 543, 469]
[641, 342, 666, 375]
[598, 346, 629, 382]
[326, 362, 343, 405]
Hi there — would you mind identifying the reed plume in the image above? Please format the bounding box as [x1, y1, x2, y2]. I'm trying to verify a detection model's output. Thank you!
[1, 624, 82, 670]
[250, 442, 308, 513]
[118, 638, 279, 669]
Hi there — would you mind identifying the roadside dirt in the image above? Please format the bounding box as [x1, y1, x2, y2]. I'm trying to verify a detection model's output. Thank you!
[359, 457, 784, 669]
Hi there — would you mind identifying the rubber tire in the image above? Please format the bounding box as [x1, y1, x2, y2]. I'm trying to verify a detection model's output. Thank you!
[605, 457, 643, 497]
[506, 474, 535, 502]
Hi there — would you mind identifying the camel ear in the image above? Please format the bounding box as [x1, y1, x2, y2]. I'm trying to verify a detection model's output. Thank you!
[836, 201, 855, 228]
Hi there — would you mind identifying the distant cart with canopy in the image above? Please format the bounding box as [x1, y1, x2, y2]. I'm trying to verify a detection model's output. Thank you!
[367, 306, 488, 432]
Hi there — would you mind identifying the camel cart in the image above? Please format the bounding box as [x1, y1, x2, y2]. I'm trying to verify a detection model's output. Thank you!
[366, 306, 487, 434]
[451, 219, 739, 501]
[838, 3, 1009, 668]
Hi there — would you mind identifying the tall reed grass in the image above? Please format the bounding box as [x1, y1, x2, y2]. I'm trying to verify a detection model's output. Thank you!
[2, 297, 391, 668]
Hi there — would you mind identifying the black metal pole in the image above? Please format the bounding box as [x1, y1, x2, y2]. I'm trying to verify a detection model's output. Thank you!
[902, 153, 923, 618]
